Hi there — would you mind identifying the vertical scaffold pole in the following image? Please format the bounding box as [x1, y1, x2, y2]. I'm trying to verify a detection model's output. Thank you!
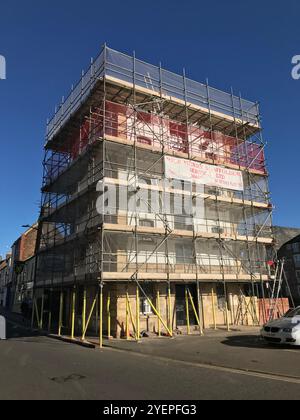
[71, 287, 76, 339]
[185, 287, 190, 335]
[136, 286, 140, 341]
[34, 298, 40, 328]
[196, 282, 204, 335]
[157, 290, 161, 337]
[211, 288, 217, 330]
[58, 291, 63, 336]
[48, 290, 52, 332]
[168, 283, 172, 334]
[126, 293, 130, 340]
[31, 295, 36, 328]
[107, 291, 111, 339]
[39, 293, 44, 330]
[82, 288, 87, 336]
[99, 284, 103, 349]
[95, 293, 99, 335]
[225, 302, 231, 332]
[48, 310, 52, 332]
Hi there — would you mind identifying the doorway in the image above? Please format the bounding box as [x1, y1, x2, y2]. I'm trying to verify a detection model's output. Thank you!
[175, 284, 198, 326]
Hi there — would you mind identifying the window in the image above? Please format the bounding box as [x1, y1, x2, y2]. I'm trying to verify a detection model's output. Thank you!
[292, 243, 300, 253]
[296, 270, 300, 283]
[139, 219, 154, 228]
[293, 254, 300, 268]
[169, 122, 187, 140]
[137, 112, 152, 124]
[140, 284, 154, 315]
[175, 243, 194, 264]
[137, 136, 152, 145]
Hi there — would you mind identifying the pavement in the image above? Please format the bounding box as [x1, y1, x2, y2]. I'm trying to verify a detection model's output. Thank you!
[100, 327, 300, 380]
[0, 311, 300, 400]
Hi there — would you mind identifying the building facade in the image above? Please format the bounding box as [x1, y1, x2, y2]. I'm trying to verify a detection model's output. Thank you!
[35, 46, 275, 339]
[10, 225, 38, 312]
[272, 226, 300, 250]
[278, 235, 300, 306]
[0, 254, 12, 308]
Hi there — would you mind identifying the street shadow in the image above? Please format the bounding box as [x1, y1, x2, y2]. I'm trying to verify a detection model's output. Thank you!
[0, 308, 45, 341]
[221, 334, 300, 350]
[5, 321, 47, 340]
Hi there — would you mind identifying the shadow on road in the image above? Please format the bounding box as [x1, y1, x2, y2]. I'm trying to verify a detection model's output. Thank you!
[221, 334, 300, 350]
[0, 309, 47, 341]
[6, 322, 46, 340]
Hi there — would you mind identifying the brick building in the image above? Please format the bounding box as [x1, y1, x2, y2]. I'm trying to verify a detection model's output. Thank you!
[10, 224, 38, 312]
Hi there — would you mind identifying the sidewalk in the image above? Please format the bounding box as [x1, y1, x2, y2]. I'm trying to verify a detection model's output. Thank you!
[93, 326, 300, 379]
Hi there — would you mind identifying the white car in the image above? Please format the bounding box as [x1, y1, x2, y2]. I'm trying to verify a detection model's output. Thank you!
[261, 306, 300, 346]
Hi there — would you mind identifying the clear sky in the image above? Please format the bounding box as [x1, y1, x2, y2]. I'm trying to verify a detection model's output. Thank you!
[0, 0, 299, 257]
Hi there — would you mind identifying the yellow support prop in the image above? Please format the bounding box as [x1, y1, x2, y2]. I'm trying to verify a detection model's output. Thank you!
[95, 294, 98, 334]
[39, 294, 44, 330]
[71, 288, 76, 339]
[99, 286, 103, 349]
[34, 299, 40, 327]
[168, 284, 172, 333]
[82, 288, 87, 336]
[188, 289, 203, 335]
[145, 295, 173, 337]
[231, 295, 236, 325]
[82, 294, 97, 340]
[136, 286, 140, 341]
[251, 296, 259, 326]
[58, 291, 63, 336]
[34, 298, 40, 327]
[185, 288, 190, 335]
[225, 302, 231, 332]
[107, 292, 111, 339]
[126, 295, 130, 340]
[48, 310, 52, 332]
[126, 294, 136, 337]
[157, 290, 161, 337]
[211, 289, 217, 330]
[31, 296, 36, 328]
[196, 283, 204, 336]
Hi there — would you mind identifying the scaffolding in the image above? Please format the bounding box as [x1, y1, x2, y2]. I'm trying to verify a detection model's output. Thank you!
[34, 45, 280, 344]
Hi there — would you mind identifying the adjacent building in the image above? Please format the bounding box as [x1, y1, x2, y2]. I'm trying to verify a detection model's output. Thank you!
[272, 226, 300, 250]
[278, 234, 300, 306]
[1, 225, 38, 312]
[0, 254, 12, 308]
[34, 46, 275, 338]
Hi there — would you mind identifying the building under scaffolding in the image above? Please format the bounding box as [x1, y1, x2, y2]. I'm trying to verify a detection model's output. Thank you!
[34, 45, 280, 343]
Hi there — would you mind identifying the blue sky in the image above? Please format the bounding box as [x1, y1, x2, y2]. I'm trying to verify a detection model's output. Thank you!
[0, 0, 299, 257]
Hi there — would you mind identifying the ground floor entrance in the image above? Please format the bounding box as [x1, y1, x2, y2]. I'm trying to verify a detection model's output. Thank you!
[31, 281, 290, 341]
[175, 285, 198, 327]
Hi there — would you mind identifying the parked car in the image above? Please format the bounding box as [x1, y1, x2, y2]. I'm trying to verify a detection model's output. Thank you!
[261, 307, 300, 346]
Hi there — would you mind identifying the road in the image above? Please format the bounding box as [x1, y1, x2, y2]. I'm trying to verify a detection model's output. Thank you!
[0, 320, 300, 400]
